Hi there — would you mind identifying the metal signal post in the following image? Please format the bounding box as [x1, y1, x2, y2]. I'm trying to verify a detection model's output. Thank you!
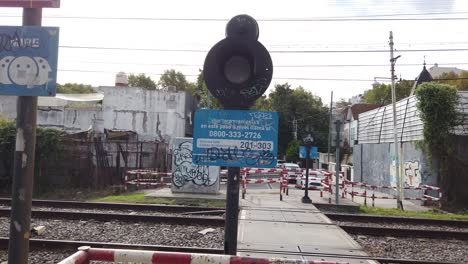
[203, 15, 273, 255]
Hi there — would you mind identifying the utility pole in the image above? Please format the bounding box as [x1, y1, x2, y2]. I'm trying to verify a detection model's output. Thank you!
[327, 91, 333, 164]
[334, 120, 341, 205]
[389, 31, 404, 210]
[8, 8, 42, 264]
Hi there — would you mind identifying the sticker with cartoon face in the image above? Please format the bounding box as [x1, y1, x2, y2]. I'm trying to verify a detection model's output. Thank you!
[0, 56, 14, 84]
[33, 57, 52, 85]
[8, 56, 38, 88]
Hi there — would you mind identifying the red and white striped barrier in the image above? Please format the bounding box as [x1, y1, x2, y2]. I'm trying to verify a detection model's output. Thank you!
[243, 178, 280, 184]
[341, 179, 442, 208]
[58, 247, 346, 264]
[318, 171, 347, 204]
[124, 169, 172, 190]
[280, 173, 289, 201]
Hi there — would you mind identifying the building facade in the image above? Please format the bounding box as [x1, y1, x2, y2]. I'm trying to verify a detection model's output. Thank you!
[0, 86, 198, 142]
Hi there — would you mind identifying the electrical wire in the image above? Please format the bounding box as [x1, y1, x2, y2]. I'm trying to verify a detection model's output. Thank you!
[59, 45, 468, 53]
[58, 60, 468, 68]
[2, 11, 468, 21]
[57, 69, 468, 82]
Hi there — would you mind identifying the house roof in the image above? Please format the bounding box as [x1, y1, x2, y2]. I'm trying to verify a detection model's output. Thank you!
[410, 63, 434, 96]
[346, 104, 380, 120]
[415, 65, 433, 86]
[429, 63, 462, 78]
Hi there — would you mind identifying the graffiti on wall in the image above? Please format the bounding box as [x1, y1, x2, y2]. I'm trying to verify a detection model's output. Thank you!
[172, 140, 218, 188]
[404, 160, 421, 187]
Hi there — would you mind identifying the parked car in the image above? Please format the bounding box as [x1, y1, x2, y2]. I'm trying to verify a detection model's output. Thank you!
[278, 163, 301, 184]
[297, 170, 324, 190]
[275, 159, 286, 168]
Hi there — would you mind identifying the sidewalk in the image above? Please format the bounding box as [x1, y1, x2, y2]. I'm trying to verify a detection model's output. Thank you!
[238, 187, 376, 263]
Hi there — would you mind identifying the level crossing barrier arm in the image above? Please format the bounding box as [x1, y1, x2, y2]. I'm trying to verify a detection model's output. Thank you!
[58, 247, 348, 264]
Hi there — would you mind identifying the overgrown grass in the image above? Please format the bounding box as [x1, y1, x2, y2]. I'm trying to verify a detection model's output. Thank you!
[360, 206, 468, 221]
[92, 192, 226, 208]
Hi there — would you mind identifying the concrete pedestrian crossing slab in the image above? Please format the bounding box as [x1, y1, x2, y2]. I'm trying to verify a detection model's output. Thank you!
[240, 208, 331, 224]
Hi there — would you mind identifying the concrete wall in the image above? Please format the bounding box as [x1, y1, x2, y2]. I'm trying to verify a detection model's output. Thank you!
[0, 87, 197, 142]
[170, 137, 220, 194]
[99, 86, 189, 141]
[353, 142, 437, 200]
[0, 96, 16, 120]
[37, 106, 101, 132]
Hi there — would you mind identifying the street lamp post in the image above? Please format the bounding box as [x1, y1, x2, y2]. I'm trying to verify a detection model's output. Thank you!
[302, 133, 314, 204]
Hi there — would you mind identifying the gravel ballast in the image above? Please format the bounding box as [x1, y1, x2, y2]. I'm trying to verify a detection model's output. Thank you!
[336, 220, 468, 232]
[0, 249, 76, 264]
[353, 235, 468, 263]
[0, 217, 224, 248]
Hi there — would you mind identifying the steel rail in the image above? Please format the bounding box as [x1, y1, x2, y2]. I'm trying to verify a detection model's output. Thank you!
[0, 238, 459, 264]
[0, 237, 223, 254]
[238, 248, 461, 264]
[0, 209, 225, 226]
[340, 225, 468, 240]
[0, 198, 224, 214]
[325, 212, 468, 228]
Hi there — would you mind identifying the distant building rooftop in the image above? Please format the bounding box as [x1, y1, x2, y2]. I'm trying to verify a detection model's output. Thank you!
[343, 103, 380, 121]
[429, 63, 463, 78]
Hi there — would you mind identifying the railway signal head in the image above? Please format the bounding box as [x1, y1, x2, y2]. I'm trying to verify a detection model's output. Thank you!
[203, 14, 273, 109]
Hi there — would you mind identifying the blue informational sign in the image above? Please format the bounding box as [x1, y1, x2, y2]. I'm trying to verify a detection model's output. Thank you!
[299, 146, 318, 159]
[193, 109, 278, 168]
[0, 26, 59, 96]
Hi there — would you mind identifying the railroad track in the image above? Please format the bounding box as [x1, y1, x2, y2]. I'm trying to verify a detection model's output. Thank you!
[0, 237, 223, 254]
[340, 225, 468, 240]
[325, 212, 468, 228]
[0, 208, 225, 226]
[0, 238, 458, 264]
[0, 198, 225, 215]
[2, 207, 466, 240]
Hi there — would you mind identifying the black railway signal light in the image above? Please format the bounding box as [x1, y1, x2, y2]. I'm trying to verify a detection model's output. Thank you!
[204, 15, 273, 109]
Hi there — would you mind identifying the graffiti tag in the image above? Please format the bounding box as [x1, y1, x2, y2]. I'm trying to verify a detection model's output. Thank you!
[0, 32, 40, 52]
[404, 160, 421, 187]
[172, 141, 218, 188]
[199, 146, 274, 167]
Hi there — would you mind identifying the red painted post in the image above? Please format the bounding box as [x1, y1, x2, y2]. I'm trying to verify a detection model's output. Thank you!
[372, 193, 376, 207]
[364, 188, 367, 206]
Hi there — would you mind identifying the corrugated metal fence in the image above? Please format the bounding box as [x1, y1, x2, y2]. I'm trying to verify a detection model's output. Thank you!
[358, 92, 468, 144]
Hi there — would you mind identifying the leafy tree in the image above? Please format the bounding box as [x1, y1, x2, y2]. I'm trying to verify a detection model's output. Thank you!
[251, 95, 272, 111]
[285, 140, 300, 163]
[158, 69, 193, 91]
[415, 82, 460, 204]
[457, 71, 468, 91]
[56, 83, 96, 94]
[0, 117, 15, 187]
[0, 117, 66, 193]
[269, 83, 329, 157]
[186, 70, 221, 109]
[363, 80, 414, 104]
[336, 98, 350, 111]
[128, 74, 157, 90]
[436, 70, 468, 91]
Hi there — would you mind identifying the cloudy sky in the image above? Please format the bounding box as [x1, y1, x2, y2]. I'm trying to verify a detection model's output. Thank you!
[1, 0, 468, 103]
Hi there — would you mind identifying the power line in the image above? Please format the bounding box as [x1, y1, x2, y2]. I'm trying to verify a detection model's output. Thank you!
[59, 60, 468, 68]
[59, 45, 468, 53]
[58, 69, 375, 82]
[3, 11, 468, 21]
[58, 69, 468, 82]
